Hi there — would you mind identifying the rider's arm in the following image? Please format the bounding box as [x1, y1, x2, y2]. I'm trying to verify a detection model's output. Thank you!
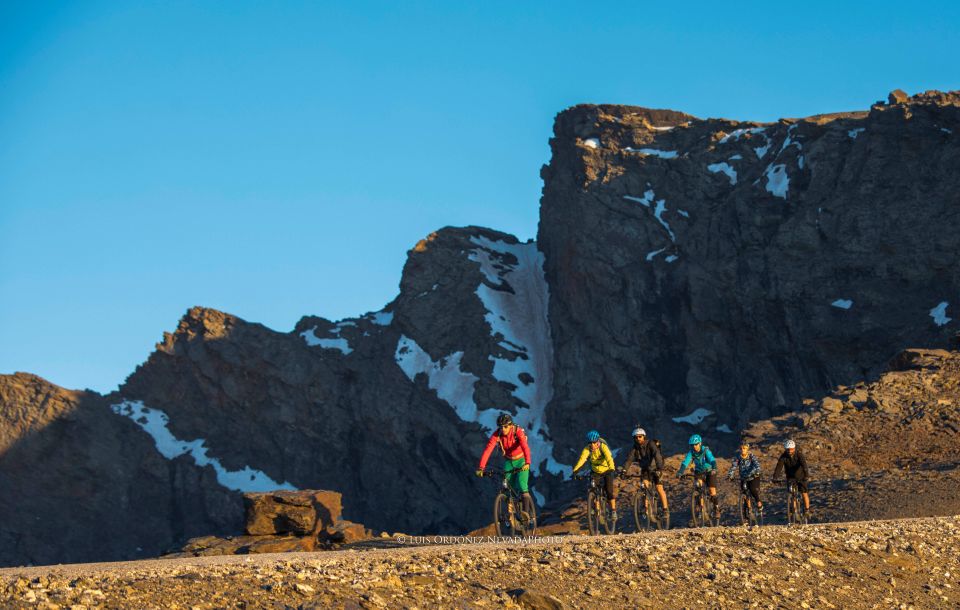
[772, 455, 785, 480]
[621, 446, 636, 472]
[572, 447, 589, 473]
[653, 444, 664, 472]
[478, 432, 499, 470]
[600, 443, 616, 471]
[726, 459, 738, 479]
[798, 451, 809, 479]
[677, 451, 692, 476]
[705, 447, 717, 469]
[517, 427, 532, 465]
[746, 455, 761, 479]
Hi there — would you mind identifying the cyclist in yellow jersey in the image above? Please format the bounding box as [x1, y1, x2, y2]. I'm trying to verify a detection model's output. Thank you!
[572, 430, 618, 517]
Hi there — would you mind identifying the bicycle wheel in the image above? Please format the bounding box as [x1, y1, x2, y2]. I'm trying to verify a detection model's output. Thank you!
[517, 494, 538, 536]
[493, 493, 514, 536]
[587, 490, 601, 535]
[740, 496, 751, 526]
[787, 493, 798, 526]
[646, 488, 662, 530]
[796, 497, 808, 525]
[633, 489, 647, 532]
[690, 492, 703, 527]
[705, 496, 718, 527]
[602, 498, 617, 535]
[658, 494, 670, 530]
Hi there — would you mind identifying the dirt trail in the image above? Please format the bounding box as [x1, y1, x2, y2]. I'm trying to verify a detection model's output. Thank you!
[3, 516, 959, 609]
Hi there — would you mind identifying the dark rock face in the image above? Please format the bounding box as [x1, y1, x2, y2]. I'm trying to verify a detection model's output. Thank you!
[0, 373, 241, 567]
[1, 91, 958, 567]
[538, 91, 960, 454]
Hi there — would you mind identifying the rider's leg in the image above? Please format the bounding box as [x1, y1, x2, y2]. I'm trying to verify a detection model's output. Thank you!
[797, 478, 810, 511]
[748, 478, 762, 510]
[606, 472, 618, 512]
[656, 484, 669, 511]
[707, 472, 720, 514]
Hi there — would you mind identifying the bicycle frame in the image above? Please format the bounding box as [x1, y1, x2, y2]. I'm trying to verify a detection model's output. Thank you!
[786, 480, 807, 526]
[684, 473, 716, 527]
[484, 467, 537, 536]
[578, 473, 615, 535]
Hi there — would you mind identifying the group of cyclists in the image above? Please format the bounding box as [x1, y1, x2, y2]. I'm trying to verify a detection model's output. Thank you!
[476, 413, 811, 528]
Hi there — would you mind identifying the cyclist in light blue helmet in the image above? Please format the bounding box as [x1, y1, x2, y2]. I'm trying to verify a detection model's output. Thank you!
[677, 433, 720, 518]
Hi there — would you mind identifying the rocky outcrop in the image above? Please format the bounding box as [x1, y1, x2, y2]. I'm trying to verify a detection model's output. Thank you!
[538, 90, 960, 453]
[2, 91, 959, 568]
[244, 490, 342, 537]
[170, 489, 374, 556]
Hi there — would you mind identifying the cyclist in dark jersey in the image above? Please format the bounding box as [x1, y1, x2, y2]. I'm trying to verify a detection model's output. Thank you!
[773, 439, 811, 517]
[620, 426, 669, 520]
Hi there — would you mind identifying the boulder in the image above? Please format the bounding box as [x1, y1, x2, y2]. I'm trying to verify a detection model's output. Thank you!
[888, 89, 910, 104]
[848, 388, 869, 406]
[323, 520, 371, 544]
[820, 397, 845, 414]
[244, 490, 342, 536]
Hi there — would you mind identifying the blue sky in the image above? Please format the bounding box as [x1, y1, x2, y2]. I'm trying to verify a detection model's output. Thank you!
[1, 1, 957, 393]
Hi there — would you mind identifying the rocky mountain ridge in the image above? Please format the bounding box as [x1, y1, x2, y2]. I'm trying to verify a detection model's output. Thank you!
[1, 90, 958, 567]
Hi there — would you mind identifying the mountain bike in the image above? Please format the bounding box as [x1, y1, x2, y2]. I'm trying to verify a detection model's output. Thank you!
[483, 468, 537, 536]
[575, 473, 617, 535]
[776, 479, 808, 525]
[623, 470, 669, 531]
[682, 473, 718, 527]
[733, 478, 763, 527]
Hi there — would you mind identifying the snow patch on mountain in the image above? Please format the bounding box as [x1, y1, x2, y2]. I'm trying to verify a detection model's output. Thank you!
[624, 189, 655, 207]
[626, 147, 679, 159]
[394, 336, 490, 429]
[672, 408, 713, 426]
[646, 247, 666, 261]
[720, 127, 765, 143]
[764, 164, 789, 199]
[300, 327, 352, 354]
[653, 199, 676, 241]
[368, 311, 394, 326]
[468, 237, 568, 477]
[831, 299, 854, 310]
[708, 162, 737, 185]
[111, 400, 297, 492]
[930, 302, 952, 327]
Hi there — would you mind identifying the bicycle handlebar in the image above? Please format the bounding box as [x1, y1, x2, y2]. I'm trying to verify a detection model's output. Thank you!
[481, 467, 524, 477]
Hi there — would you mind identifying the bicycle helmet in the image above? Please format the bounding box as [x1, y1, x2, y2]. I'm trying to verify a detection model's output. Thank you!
[784, 439, 796, 449]
[688, 434, 702, 445]
[586, 430, 601, 443]
[497, 413, 513, 427]
[632, 427, 646, 437]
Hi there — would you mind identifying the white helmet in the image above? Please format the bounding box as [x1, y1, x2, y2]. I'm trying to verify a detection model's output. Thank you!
[632, 427, 646, 437]
[784, 439, 796, 449]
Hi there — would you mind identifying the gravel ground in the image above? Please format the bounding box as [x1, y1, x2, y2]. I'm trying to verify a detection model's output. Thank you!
[3, 516, 958, 609]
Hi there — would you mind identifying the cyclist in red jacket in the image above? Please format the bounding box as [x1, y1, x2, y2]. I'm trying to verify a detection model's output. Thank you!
[476, 413, 533, 505]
